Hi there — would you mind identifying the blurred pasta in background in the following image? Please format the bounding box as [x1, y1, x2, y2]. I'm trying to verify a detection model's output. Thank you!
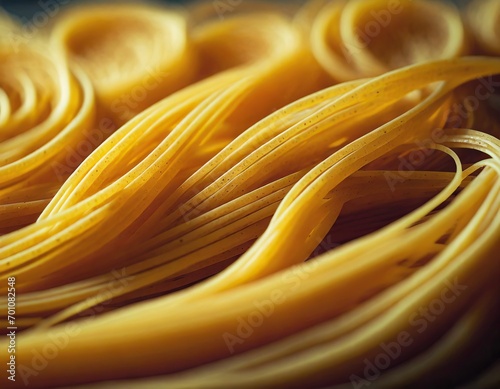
[0, 0, 499, 388]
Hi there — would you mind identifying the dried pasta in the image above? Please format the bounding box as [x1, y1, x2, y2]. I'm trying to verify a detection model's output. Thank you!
[0, 0, 499, 388]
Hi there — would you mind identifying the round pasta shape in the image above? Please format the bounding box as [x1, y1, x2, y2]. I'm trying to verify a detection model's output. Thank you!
[310, 0, 468, 81]
[51, 3, 198, 124]
[467, 0, 500, 55]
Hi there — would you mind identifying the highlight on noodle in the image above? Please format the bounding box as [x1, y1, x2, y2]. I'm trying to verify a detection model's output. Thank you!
[0, 0, 499, 388]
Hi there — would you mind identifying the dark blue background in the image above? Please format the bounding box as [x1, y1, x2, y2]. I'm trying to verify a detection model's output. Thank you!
[0, 0, 470, 19]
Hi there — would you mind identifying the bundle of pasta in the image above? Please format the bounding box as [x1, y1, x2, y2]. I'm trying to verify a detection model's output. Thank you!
[4, 55, 498, 388]
[0, 7, 325, 328]
[9, 0, 476, 328]
[0, 4, 197, 234]
[0, 30, 94, 234]
[0, 1, 499, 388]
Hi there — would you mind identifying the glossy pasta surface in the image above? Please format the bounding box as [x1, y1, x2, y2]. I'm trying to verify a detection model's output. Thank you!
[0, 1, 499, 388]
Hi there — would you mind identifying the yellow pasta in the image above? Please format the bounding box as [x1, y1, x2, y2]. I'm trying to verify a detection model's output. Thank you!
[0, 37, 95, 233]
[467, 0, 500, 55]
[51, 3, 198, 124]
[0, 0, 499, 388]
[307, 0, 468, 81]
